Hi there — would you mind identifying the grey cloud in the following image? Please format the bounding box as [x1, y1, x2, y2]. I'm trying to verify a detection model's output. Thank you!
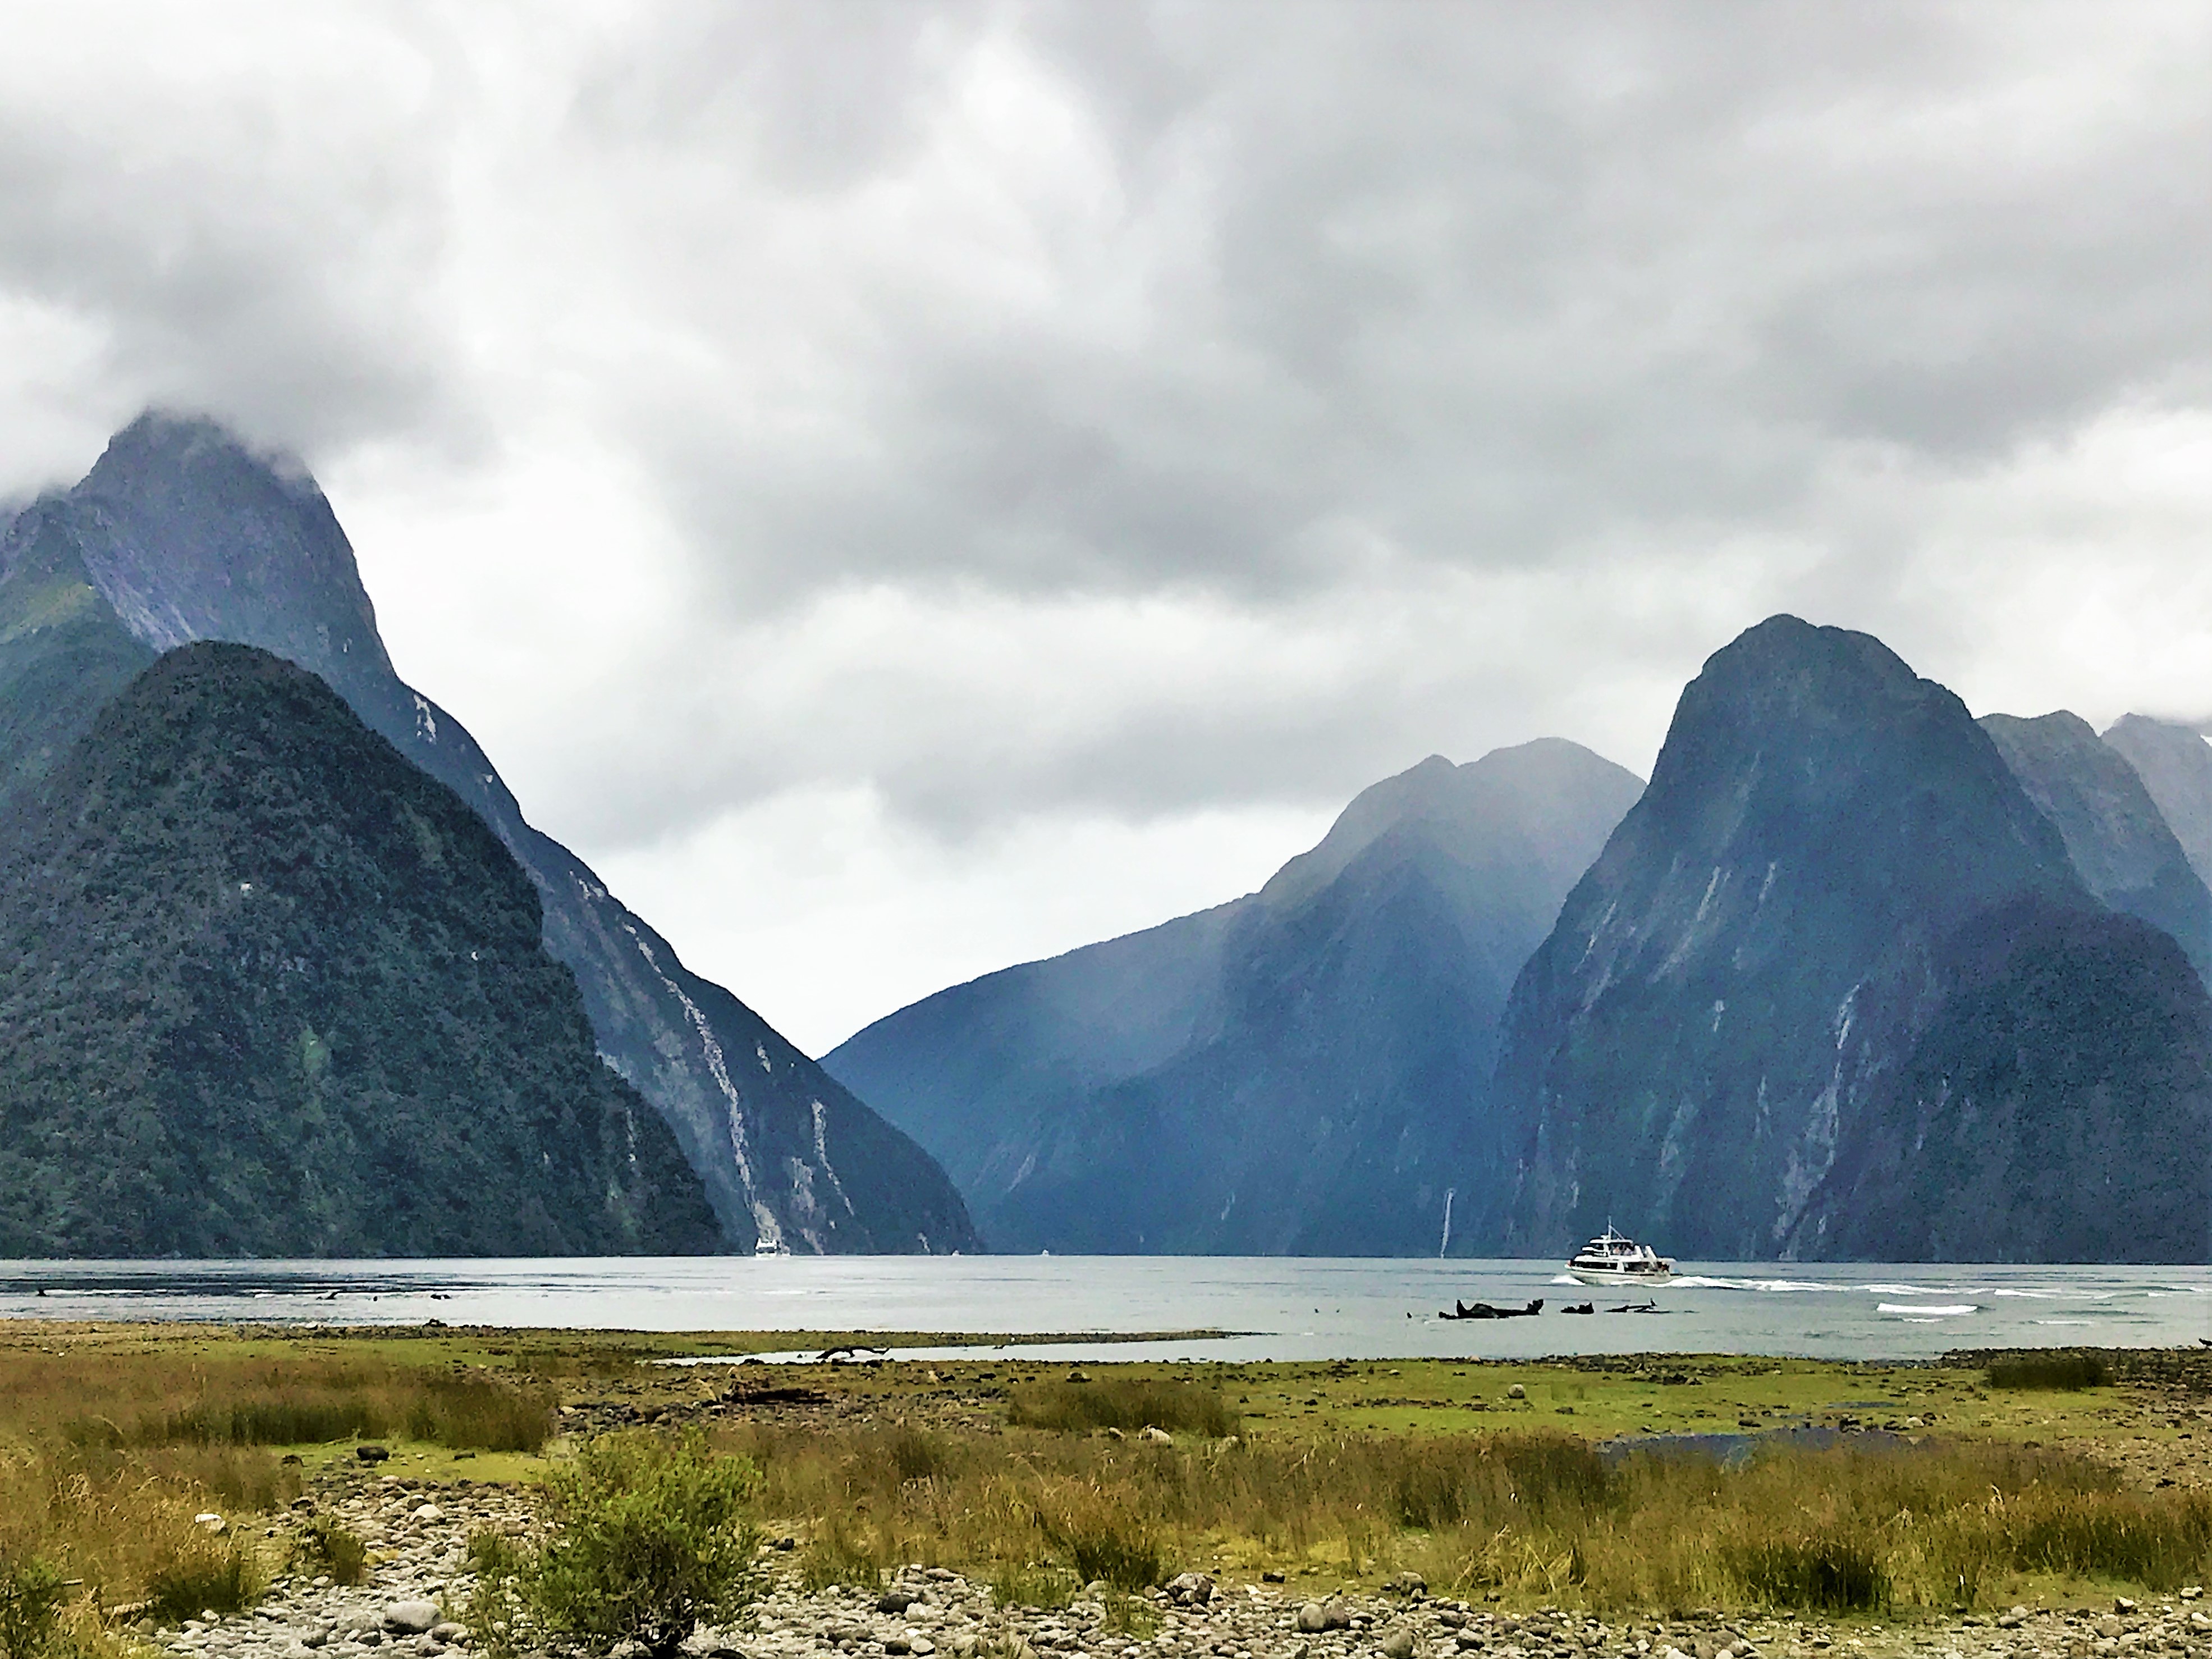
[3, 1, 2210, 862]
[0, 20, 470, 459]
[610, 2, 2210, 618]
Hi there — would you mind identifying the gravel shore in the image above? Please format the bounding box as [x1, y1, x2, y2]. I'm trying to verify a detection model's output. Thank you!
[144, 1473, 2212, 1659]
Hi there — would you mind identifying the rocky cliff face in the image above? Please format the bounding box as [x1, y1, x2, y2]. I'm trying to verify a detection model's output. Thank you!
[0, 643, 721, 1257]
[4, 413, 977, 1254]
[828, 739, 1643, 1254]
[1483, 615, 2212, 1262]
[1979, 710, 2212, 979]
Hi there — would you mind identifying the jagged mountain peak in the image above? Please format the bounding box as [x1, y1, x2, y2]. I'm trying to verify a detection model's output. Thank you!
[88, 409, 317, 493]
[1978, 709, 2212, 981]
[63, 408, 392, 689]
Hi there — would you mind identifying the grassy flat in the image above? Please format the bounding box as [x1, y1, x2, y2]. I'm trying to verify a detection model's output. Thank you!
[6, 1320, 2210, 1628]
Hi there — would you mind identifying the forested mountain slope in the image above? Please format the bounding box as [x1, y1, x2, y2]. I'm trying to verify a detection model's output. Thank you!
[0, 644, 721, 1258]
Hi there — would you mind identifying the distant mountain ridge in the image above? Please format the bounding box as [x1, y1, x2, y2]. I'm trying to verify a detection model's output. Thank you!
[0, 643, 720, 1256]
[1978, 710, 2212, 980]
[2103, 715, 2212, 896]
[828, 738, 1645, 1254]
[1487, 616, 2212, 1263]
[0, 412, 978, 1255]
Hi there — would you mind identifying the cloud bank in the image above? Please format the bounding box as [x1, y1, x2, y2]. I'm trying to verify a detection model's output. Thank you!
[3, 1, 2210, 1048]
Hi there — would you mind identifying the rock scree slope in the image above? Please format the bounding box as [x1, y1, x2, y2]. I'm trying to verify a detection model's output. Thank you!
[1486, 615, 2212, 1263]
[0, 642, 721, 1257]
[6, 412, 977, 1254]
[828, 739, 1643, 1254]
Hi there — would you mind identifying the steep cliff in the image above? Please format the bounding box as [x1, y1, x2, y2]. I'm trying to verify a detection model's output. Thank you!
[1485, 615, 2210, 1261]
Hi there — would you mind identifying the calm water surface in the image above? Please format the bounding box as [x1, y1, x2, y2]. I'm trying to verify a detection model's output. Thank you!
[3, 1257, 2209, 1361]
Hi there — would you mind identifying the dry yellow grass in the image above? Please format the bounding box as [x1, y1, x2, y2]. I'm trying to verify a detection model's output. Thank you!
[718, 1414, 2212, 1616]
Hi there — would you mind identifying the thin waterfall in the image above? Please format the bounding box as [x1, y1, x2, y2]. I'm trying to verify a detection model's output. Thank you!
[1438, 1187, 1456, 1258]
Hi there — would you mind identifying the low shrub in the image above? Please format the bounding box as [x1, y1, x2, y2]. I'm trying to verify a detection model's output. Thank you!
[1006, 1379, 1237, 1439]
[1987, 1353, 2111, 1391]
[529, 1431, 761, 1659]
[462, 1530, 528, 1658]
[0, 1552, 67, 1659]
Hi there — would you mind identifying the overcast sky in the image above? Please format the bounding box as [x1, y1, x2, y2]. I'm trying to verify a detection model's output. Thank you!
[3, 2, 2211, 1052]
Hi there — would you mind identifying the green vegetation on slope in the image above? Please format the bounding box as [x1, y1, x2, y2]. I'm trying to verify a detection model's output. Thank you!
[0, 642, 720, 1256]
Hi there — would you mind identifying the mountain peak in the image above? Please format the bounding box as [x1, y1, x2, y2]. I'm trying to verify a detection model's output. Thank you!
[66, 409, 391, 686]
[88, 410, 317, 495]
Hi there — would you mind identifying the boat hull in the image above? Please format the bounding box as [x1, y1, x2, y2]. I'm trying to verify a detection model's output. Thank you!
[1567, 1264, 1673, 1287]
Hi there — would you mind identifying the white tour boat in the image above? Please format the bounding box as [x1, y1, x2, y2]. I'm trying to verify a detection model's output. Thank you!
[1565, 1226, 1674, 1286]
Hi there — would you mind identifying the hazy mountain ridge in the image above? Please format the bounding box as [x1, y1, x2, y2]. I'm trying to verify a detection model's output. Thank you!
[0, 642, 720, 1257]
[1487, 616, 2212, 1263]
[6, 413, 977, 1255]
[829, 739, 1645, 1254]
[1978, 710, 2212, 980]
[2103, 715, 2212, 897]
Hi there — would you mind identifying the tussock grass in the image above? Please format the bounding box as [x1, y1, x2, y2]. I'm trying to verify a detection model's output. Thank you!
[63, 1366, 552, 1455]
[299, 1518, 367, 1588]
[1986, 1352, 2112, 1391]
[0, 1338, 546, 1628]
[723, 1416, 2212, 1615]
[146, 1539, 262, 1622]
[1006, 1378, 1237, 1439]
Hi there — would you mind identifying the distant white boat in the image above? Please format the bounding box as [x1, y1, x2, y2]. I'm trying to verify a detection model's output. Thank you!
[753, 1236, 789, 1258]
[1567, 1226, 1674, 1286]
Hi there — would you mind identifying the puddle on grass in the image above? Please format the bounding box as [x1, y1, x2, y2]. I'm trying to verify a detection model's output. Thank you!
[1601, 1425, 1917, 1468]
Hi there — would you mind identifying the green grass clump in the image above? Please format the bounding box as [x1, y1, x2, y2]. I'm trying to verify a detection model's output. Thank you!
[146, 1538, 262, 1621]
[1385, 1434, 1615, 1530]
[68, 1368, 554, 1456]
[1986, 1352, 2111, 1391]
[402, 1373, 556, 1454]
[1726, 1533, 1890, 1611]
[298, 1517, 367, 1587]
[1006, 1378, 1237, 1439]
[1035, 1496, 1163, 1591]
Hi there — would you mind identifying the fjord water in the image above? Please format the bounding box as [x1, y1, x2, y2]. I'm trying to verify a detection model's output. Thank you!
[2, 1258, 2207, 1361]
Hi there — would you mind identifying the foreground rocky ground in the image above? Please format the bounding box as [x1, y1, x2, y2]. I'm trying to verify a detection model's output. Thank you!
[140, 1469, 2212, 1659]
